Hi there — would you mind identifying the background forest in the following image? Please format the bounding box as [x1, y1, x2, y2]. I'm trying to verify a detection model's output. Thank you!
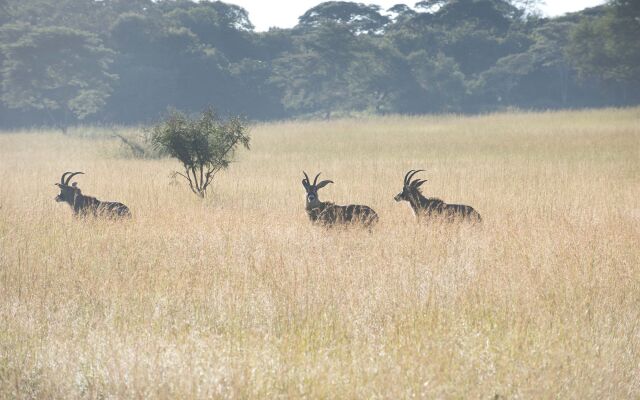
[0, 0, 639, 129]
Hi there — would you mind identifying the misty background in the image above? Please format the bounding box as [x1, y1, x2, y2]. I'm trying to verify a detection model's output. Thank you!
[0, 0, 638, 130]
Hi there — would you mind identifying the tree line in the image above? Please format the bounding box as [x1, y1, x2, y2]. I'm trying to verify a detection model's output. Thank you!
[0, 0, 638, 129]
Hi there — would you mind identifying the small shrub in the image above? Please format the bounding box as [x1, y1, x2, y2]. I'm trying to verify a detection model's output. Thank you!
[112, 130, 163, 159]
[149, 108, 250, 197]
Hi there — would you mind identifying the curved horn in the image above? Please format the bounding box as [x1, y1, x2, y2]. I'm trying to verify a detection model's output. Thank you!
[316, 179, 333, 189]
[411, 179, 427, 188]
[303, 171, 310, 185]
[407, 169, 425, 185]
[313, 172, 321, 186]
[64, 171, 84, 186]
[403, 169, 415, 185]
[60, 171, 73, 185]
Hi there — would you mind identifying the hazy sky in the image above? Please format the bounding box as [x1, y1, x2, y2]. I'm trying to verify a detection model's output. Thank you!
[227, 0, 608, 31]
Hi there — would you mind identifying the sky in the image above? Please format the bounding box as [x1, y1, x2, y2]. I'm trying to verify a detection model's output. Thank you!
[226, 0, 608, 31]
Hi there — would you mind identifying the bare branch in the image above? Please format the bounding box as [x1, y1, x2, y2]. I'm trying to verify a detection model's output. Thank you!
[172, 170, 199, 196]
[112, 133, 145, 158]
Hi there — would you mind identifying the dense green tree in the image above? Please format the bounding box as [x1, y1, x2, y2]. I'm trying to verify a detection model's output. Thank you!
[106, 12, 236, 123]
[5, 0, 156, 34]
[346, 41, 418, 113]
[568, 0, 640, 102]
[164, 1, 256, 61]
[297, 1, 390, 34]
[436, 0, 523, 33]
[408, 50, 467, 112]
[387, 4, 417, 23]
[251, 28, 295, 61]
[385, 11, 441, 56]
[434, 0, 531, 76]
[479, 21, 577, 108]
[0, 0, 10, 24]
[229, 59, 285, 119]
[0, 24, 116, 130]
[526, 22, 575, 105]
[271, 23, 358, 117]
[0, 0, 637, 128]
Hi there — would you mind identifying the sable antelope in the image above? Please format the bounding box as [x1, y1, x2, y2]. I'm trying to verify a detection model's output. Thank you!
[302, 172, 378, 228]
[55, 172, 130, 218]
[394, 169, 481, 222]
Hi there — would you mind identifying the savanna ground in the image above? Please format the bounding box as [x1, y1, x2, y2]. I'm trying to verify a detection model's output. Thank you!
[0, 108, 639, 398]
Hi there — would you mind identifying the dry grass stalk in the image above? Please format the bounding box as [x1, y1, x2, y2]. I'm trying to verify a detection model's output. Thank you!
[0, 108, 638, 398]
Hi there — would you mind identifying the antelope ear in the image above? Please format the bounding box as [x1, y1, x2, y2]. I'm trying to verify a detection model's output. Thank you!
[72, 182, 78, 187]
[316, 180, 333, 189]
[302, 179, 310, 190]
[55, 183, 60, 187]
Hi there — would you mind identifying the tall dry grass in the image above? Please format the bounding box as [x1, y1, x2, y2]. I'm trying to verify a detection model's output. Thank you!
[0, 108, 639, 398]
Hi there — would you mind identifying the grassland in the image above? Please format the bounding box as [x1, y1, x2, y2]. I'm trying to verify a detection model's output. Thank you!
[1, 108, 639, 398]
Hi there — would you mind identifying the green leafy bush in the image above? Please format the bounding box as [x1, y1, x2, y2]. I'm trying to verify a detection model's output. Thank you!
[150, 108, 250, 197]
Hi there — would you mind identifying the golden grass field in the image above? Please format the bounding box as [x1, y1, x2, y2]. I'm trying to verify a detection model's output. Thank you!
[1, 108, 639, 398]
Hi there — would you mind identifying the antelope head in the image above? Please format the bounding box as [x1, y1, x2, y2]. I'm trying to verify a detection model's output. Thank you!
[302, 171, 333, 208]
[394, 169, 427, 202]
[55, 171, 84, 203]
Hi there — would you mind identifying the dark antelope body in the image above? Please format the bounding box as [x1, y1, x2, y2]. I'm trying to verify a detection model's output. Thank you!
[55, 172, 130, 218]
[302, 172, 378, 228]
[394, 169, 481, 222]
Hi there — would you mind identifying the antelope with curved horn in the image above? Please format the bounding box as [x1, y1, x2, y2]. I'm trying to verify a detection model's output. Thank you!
[55, 172, 130, 218]
[394, 169, 481, 222]
[302, 172, 378, 228]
